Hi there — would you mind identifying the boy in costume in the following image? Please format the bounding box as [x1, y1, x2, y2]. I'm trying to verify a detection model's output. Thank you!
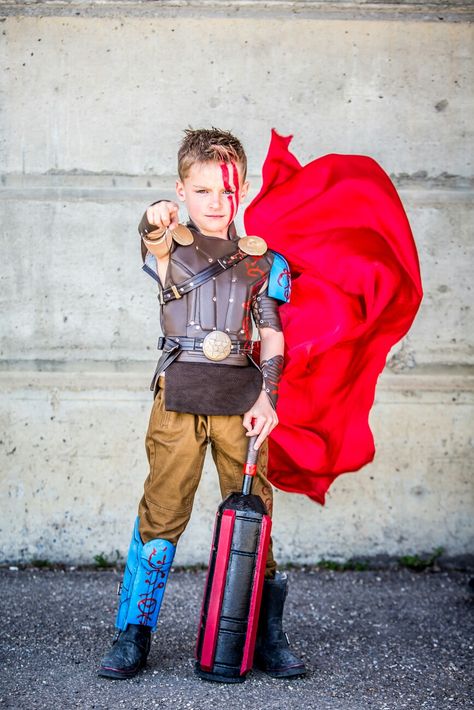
[98, 128, 305, 681]
[98, 127, 422, 683]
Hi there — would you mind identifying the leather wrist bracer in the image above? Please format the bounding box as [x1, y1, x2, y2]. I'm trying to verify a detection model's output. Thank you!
[138, 201, 164, 239]
[261, 355, 284, 410]
[138, 212, 159, 239]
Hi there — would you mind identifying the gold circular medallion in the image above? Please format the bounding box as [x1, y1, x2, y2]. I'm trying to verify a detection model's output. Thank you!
[202, 331, 232, 362]
[171, 224, 194, 246]
[238, 235, 268, 256]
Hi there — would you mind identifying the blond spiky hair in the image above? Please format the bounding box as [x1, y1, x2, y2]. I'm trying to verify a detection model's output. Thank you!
[177, 127, 247, 180]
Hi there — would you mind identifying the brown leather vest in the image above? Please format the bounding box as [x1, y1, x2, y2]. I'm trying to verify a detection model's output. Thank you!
[160, 228, 275, 342]
[144, 223, 274, 412]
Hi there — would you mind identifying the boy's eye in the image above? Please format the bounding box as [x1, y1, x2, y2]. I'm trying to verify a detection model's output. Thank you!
[194, 188, 235, 195]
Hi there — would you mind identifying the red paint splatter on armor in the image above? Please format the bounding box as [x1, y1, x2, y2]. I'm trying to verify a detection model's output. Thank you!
[241, 296, 253, 339]
[267, 377, 280, 399]
[220, 162, 240, 225]
[245, 258, 266, 279]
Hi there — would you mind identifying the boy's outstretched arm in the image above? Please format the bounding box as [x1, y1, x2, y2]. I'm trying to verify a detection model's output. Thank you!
[242, 326, 284, 450]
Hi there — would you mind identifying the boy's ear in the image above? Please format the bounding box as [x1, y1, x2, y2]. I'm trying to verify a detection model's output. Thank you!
[175, 179, 186, 202]
[240, 180, 250, 202]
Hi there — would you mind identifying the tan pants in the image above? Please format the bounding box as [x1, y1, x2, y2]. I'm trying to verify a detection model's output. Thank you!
[138, 379, 277, 578]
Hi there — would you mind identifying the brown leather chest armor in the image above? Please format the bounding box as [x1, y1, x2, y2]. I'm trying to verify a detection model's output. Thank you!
[142, 223, 284, 414]
[160, 230, 275, 343]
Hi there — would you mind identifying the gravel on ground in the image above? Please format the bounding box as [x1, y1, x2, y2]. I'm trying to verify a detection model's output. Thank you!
[0, 567, 472, 710]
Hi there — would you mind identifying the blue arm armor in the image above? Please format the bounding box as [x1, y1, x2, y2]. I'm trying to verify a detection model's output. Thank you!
[268, 252, 291, 303]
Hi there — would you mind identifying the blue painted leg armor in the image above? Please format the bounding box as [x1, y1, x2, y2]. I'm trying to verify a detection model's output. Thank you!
[115, 518, 175, 632]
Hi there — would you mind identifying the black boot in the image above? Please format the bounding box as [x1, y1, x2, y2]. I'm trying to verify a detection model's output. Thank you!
[254, 572, 306, 678]
[98, 624, 151, 679]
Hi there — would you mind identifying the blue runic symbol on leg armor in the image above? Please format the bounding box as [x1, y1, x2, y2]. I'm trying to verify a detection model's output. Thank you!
[115, 518, 175, 632]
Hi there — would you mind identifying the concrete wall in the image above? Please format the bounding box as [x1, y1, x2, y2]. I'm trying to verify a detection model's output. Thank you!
[1, 1, 473, 565]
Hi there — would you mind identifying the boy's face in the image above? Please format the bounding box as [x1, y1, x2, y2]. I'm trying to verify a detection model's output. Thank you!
[175, 160, 249, 238]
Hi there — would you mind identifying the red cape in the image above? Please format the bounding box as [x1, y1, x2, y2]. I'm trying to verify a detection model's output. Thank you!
[244, 130, 423, 504]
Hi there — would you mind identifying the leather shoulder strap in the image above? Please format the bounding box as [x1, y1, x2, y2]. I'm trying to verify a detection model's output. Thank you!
[154, 248, 250, 304]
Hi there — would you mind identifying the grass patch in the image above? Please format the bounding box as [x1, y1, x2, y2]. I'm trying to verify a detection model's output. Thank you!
[317, 559, 368, 572]
[93, 550, 121, 568]
[399, 547, 444, 571]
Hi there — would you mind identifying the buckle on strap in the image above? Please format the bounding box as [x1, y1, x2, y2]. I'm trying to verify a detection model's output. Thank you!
[157, 336, 181, 352]
[171, 284, 182, 299]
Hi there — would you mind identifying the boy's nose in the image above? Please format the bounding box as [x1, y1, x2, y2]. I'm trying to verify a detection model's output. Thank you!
[209, 192, 223, 209]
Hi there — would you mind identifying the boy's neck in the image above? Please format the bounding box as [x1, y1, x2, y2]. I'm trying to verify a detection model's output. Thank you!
[187, 218, 238, 240]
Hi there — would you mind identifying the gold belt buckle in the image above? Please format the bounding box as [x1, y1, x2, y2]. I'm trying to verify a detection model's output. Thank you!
[202, 331, 232, 361]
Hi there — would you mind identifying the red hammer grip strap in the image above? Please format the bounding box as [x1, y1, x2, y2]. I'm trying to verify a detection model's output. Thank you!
[243, 463, 258, 476]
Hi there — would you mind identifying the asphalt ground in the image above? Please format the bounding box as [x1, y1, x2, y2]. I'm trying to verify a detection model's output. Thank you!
[0, 567, 472, 710]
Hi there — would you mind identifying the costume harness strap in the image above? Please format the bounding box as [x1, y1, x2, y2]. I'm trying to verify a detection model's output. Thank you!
[142, 247, 250, 304]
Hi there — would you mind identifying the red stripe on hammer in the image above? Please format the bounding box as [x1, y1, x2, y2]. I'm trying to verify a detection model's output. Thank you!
[240, 514, 272, 674]
[243, 463, 257, 476]
[195, 512, 220, 659]
[199, 509, 235, 671]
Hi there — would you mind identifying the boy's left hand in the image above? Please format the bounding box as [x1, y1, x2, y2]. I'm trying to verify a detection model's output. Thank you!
[242, 391, 279, 450]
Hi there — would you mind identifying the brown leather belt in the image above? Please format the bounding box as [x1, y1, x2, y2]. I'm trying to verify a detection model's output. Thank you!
[158, 336, 255, 355]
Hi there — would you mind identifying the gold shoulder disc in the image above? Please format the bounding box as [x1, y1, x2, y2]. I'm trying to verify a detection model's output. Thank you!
[238, 235, 268, 256]
[171, 224, 194, 246]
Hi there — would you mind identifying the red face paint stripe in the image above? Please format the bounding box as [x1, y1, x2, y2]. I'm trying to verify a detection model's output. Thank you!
[220, 161, 230, 189]
[199, 509, 236, 671]
[240, 514, 272, 674]
[220, 162, 237, 224]
[231, 161, 240, 212]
